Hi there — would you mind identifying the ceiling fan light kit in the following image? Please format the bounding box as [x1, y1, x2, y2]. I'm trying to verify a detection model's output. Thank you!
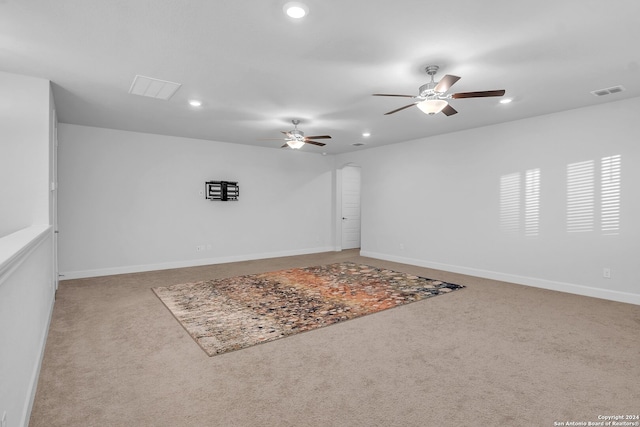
[286, 139, 305, 149]
[416, 99, 448, 115]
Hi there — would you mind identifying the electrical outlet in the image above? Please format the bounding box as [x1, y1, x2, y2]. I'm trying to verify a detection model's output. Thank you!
[603, 268, 611, 278]
[196, 245, 204, 252]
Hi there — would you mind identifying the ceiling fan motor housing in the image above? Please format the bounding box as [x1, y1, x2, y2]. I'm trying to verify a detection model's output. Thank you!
[419, 82, 437, 98]
[419, 65, 444, 98]
[290, 129, 304, 140]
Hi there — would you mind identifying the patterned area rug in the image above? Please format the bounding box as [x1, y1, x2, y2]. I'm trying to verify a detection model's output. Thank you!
[152, 262, 465, 356]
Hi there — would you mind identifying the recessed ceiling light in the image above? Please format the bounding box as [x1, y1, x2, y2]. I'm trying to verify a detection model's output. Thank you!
[283, 2, 308, 18]
[189, 100, 202, 107]
[499, 98, 512, 104]
[362, 132, 371, 137]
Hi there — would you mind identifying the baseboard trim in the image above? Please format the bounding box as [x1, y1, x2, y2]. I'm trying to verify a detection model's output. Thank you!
[60, 246, 336, 280]
[360, 251, 640, 306]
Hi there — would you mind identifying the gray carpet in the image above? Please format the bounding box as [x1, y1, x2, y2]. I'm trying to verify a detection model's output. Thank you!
[30, 250, 640, 426]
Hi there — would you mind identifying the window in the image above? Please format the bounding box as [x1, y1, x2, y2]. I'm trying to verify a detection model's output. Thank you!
[500, 168, 540, 237]
[600, 155, 621, 235]
[566, 155, 621, 235]
[500, 173, 520, 236]
[566, 160, 594, 233]
[525, 169, 540, 237]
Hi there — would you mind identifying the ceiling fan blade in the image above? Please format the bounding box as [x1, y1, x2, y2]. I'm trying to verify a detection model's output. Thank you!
[304, 140, 326, 147]
[305, 135, 331, 140]
[442, 104, 458, 116]
[372, 93, 415, 98]
[384, 103, 417, 115]
[434, 75, 461, 93]
[451, 90, 506, 99]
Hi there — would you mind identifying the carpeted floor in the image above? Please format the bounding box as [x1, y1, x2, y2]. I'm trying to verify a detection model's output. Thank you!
[30, 250, 640, 427]
[152, 262, 464, 356]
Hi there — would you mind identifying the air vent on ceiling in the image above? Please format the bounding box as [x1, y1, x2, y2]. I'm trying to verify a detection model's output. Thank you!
[590, 85, 626, 97]
[128, 75, 182, 100]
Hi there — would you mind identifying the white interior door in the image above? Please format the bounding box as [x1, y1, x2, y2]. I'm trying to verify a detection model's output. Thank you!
[341, 165, 361, 249]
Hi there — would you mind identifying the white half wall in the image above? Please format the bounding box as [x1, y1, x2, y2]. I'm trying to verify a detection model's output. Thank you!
[0, 71, 56, 427]
[337, 97, 640, 305]
[57, 125, 336, 278]
[0, 227, 55, 427]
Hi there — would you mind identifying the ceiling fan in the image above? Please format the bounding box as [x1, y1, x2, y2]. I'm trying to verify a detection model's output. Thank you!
[260, 120, 331, 149]
[373, 65, 506, 116]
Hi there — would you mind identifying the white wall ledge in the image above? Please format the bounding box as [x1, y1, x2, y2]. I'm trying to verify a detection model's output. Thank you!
[0, 225, 52, 285]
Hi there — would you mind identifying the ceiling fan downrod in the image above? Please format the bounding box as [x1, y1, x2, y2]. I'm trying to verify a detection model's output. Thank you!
[290, 119, 304, 139]
[419, 65, 440, 98]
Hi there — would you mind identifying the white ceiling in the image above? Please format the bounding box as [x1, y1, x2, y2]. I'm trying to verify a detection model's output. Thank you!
[2, 0, 639, 154]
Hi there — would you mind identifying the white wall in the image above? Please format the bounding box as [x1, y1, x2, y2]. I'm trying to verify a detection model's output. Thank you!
[337, 97, 640, 304]
[58, 99, 640, 303]
[57, 125, 336, 278]
[0, 71, 51, 238]
[0, 71, 56, 427]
